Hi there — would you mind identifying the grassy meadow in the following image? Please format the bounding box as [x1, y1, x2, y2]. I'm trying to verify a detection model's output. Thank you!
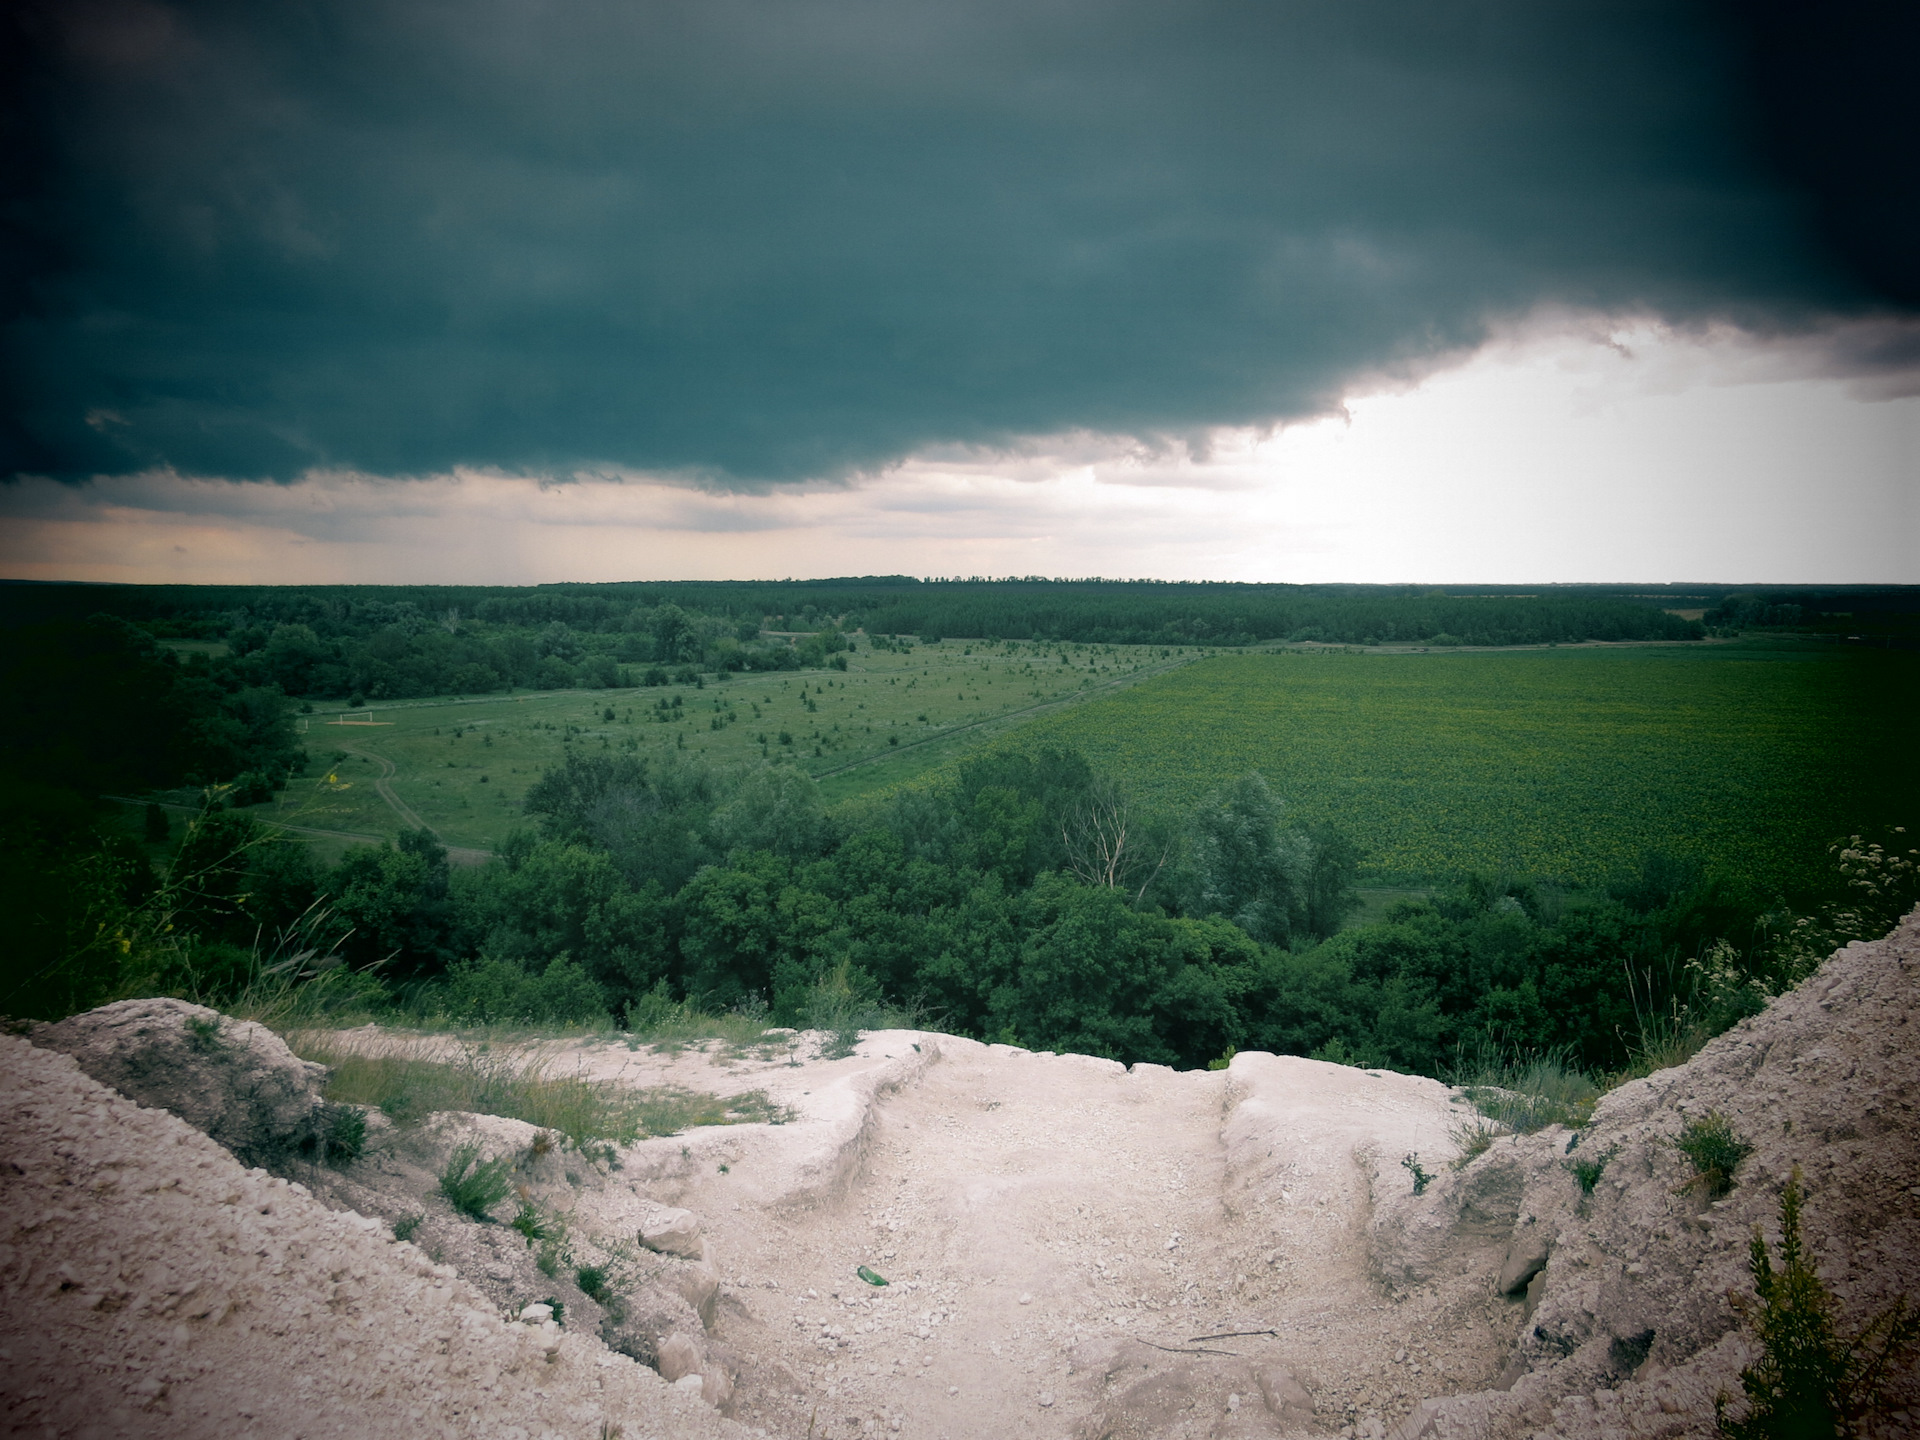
[959, 640, 1918, 888]
[231, 630, 1917, 895]
[247, 639, 1190, 852]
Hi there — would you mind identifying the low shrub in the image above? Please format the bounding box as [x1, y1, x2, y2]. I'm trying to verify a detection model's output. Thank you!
[441, 953, 609, 1027]
[1673, 1110, 1753, 1199]
[1566, 1140, 1620, 1196]
[1718, 1166, 1920, 1438]
[1401, 1152, 1433, 1195]
[439, 1143, 514, 1221]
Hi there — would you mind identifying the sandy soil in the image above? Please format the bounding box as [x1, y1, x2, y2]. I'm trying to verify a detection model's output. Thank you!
[8, 906, 1916, 1440]
[303, 1026, 1508, 1438]
[669, 1040, 1512, 1440]
[0, 1031, 741, 1440]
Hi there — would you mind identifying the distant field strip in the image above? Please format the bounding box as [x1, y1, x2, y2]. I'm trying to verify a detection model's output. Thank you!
[258, 640, 1181, 850]
[986, 644, 1919, 885]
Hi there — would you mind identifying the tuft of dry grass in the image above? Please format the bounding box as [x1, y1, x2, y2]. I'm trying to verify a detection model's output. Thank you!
[1448, 1116, 1504, 1170]
[291, 1035, 791, 1154]
[1451, 1050, 1600, 1134]
[1605, 1007, 1717, 1087]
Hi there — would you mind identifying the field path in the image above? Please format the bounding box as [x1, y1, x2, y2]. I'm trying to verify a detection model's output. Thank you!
[513, 1031, 1511, 1440]
[333, 741, 493, 863]
[810, 652, 1195, 782]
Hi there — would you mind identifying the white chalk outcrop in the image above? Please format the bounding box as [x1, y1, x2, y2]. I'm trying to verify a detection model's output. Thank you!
[1379, 907, 1920, 1440]
[33, 997, 333, 1165]
[0, 1031, 741, 1440]
[5, 907, 1916, 1439]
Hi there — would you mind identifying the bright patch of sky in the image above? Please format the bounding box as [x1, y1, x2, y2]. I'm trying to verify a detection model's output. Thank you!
[3, 317, 1911, 585]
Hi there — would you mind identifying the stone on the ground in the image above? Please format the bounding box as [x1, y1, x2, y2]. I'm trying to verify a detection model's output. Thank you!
[666, 1257, 722, 1327]
[1496, 1224, 1551, 1295]
[1256, 1364, 1316, 1422]
[640, 1204, 706, 1259]
[655, 1330, 736, 1409]
[658, 1332, 706, 1383]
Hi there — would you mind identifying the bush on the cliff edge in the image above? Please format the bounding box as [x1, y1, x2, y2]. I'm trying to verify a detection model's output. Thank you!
[1718, 1166, 1920, 1439]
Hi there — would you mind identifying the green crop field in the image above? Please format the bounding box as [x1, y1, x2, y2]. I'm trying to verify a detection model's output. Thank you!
[245, 639, 1190, 853]
[965, 641, 1919, 889]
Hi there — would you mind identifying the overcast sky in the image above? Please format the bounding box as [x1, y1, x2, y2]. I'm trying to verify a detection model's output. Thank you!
[3, 0, 1915, 583]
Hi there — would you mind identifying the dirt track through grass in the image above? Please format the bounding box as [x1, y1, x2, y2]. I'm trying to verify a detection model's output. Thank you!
[243, 640, 1192, 849]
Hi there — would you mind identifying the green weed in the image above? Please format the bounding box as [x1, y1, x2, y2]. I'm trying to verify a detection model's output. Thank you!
[629, 1085, 792, 1137]
[1673, 1111, 1753, 1199]
[1453, 1049, 1599, 1134]
[574, 1265, 612, 1304]
[317, 1103, 366, 1164]
[1717, 1166, 1920, 1438]
[392, 1213, 423, 1243]
[1401, 1153, 1433, 1196]
[183, 1013, 224, 1053]
[800, 959, 928, 1059]
[1566, 1142, 1620, 1196]
[291, 1036, 785, 1152]
[510, 1201, 552, 1247]
[1610, 1004, 1717, 1085]
[439, 1143, 514, 1221]
[623, 981, 778, 1050]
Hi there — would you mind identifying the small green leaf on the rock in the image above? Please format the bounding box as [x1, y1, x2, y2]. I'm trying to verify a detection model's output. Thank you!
[856, 1265, 889, 1287]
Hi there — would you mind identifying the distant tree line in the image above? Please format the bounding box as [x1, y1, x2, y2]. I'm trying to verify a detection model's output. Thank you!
[0, 580, 1730, 714]
[0, 613, 302, 795]
[14, 579, 1917, 659]
[7, 708, 1851, 1079]
[4, 581, 1908, 1074]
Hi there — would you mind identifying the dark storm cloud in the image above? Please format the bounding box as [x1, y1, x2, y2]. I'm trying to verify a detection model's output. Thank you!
[3, 0, 1911, 485]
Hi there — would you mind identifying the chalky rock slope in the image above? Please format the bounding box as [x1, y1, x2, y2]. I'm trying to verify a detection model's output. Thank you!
[0, 1033, 741, 1440]
[4, 906, 1916, 1440]
[1394, 907, 1920, 1440]
[34, 997, 333, 1165]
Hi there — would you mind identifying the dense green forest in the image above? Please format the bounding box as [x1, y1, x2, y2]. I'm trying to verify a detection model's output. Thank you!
[0, 579, 1723, 702]
[9, 727, 1911, 1075]
[2, 582, 1914, 1079]
[6, 576, 1913, 709]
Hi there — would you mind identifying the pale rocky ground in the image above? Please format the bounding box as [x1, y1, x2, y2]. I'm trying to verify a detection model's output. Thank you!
[5, 907, 1917, 1440]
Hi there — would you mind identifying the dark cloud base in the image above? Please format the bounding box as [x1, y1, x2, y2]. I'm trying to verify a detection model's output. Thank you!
[3, 0, 1913, 486]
